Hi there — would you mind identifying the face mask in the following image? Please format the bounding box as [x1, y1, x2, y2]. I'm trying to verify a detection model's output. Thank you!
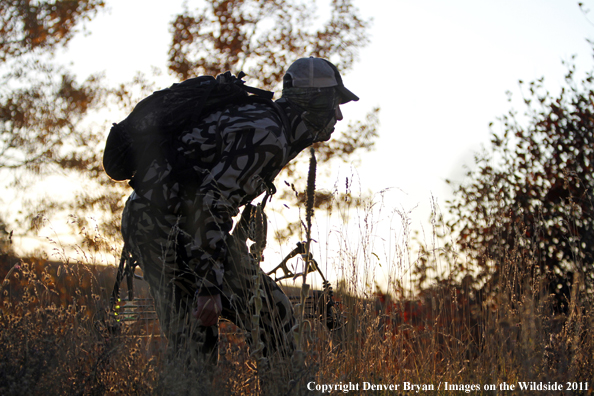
[304, 111, 337, 142]
[282, 87, 339, 140]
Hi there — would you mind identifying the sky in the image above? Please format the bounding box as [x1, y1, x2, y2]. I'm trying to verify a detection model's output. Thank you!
[22, 0, 594, 288]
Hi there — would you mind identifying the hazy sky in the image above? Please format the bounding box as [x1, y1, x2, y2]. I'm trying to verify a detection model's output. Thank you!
[40, 0, 594, 286]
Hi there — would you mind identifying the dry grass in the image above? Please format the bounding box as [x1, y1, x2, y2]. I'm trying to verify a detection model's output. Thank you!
[1, 204, 593, 396]
[0, 257, 160, 395]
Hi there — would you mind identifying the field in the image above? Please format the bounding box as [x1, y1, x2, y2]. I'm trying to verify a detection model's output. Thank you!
[1, 221, 593, 396]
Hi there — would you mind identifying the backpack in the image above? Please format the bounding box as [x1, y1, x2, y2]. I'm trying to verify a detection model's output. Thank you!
[103, 71, 286, 182]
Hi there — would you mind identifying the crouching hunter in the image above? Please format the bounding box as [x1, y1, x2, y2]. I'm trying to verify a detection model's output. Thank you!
[117, 58, 359, 365]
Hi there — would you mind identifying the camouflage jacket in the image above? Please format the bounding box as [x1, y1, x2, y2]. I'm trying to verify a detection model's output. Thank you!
[130, 99, 313, 293]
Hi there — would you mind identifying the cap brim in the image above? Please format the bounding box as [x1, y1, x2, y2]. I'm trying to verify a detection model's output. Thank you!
[337, 85, 359, 103]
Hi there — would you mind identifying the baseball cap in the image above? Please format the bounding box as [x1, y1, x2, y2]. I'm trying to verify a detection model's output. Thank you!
[283, 57, 359, 104]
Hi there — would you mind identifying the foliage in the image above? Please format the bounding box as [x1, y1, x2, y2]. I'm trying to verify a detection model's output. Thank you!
[0, 217, 12, 255]
[0, 0, 106, 173]
[446, 55, 594, 313]
[0, 64, 104, 172]
[0, 0, 132, 240]
[168, 0, 369, 88]
[1, 0, 378, 245]
[0, 0, 105, 61]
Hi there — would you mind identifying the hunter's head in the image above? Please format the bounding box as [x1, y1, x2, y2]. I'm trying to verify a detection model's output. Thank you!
[282, 57, 359, 142]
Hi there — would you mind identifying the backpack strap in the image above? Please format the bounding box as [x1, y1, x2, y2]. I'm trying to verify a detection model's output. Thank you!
[243, 85, 274, 100]
[232, 71, 275, 100]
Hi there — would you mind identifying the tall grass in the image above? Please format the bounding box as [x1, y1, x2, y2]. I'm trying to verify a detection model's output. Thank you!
[1, 194, 592, 395]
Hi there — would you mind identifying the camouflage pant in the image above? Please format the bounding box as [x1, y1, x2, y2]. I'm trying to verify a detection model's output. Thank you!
[121, 192, 295, 363]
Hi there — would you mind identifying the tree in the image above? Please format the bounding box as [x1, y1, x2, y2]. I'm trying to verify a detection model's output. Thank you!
[0, 0, 106, 172]
[446, 55, 594, 312]
[168, 0, 368, 87]
[1, 0, 378, 251]
[0, 0, 105, 61]
[0, 1, 128, 247]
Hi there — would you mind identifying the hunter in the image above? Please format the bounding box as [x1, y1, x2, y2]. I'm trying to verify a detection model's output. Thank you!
[119, 57, 359, 364]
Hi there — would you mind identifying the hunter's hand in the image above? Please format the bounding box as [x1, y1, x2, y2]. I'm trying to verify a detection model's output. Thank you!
[193, 294, 222, 327]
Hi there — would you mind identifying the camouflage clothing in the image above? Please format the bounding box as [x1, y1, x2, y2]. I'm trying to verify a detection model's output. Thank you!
[121, 99, 313, 359]
[122, 193, 294, 360]
[127, 100, 312, 292]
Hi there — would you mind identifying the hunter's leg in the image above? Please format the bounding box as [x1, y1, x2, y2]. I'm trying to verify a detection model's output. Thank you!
[121, 193, 217, 365]
[220, 233, 295, 358]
